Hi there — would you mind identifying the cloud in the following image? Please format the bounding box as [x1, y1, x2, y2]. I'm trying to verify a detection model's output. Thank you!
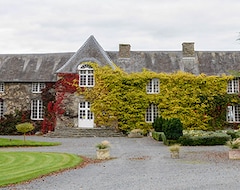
[0, 0, 240, 53]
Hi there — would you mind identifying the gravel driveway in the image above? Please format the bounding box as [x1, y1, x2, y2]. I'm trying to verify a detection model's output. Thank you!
[0, 135, 239, 190]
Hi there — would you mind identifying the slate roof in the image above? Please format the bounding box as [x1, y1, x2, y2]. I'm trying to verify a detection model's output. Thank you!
[1, 35, 240, 82]
[56, 35, 116, 73]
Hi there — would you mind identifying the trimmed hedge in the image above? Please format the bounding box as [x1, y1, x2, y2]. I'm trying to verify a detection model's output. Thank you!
[179, 133, 231, 146]
[152, 131, 164, 141]
[226, 130, 240, 139]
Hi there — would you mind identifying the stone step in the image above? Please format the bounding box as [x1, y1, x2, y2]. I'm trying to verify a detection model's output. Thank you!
[45, 127, 125, 138]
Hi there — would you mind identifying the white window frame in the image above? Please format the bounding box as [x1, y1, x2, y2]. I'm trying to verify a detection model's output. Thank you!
[0, 99, 4, 118]
[145, 104, 158, 122]
[146, 78, 160, 94]
[78, 64, 94, 87]
[31, 99, 44, 120]
[227, 105, 240, 123]
[0, 82, 4, 92]
[32, 82, 45, 93]
[227, 78, 239, 94]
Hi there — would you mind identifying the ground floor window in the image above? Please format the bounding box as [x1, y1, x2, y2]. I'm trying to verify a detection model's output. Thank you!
[0, 99, 3, 118]
[31, 99, 44, 120]
[227, 105, 240, 122]
[146, 104, 158, 122]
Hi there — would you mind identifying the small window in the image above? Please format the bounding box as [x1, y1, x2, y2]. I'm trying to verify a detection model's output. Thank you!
[31, 99, 44, 120]
[227, 78, 239, 94]
[227, 105, 240, 122]
[146, 78, 159, 94]
[0, 99, 4, 118]
[145, 104, 158, 122]
[0, 82, 4, 92]
[32, 83, 45, 93]
[78, 64, 94, 87]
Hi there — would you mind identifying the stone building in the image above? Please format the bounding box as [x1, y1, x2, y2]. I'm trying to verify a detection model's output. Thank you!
[1, 35, 240, 135]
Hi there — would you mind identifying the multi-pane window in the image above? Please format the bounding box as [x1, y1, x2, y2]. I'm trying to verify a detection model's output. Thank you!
[79, 102, 93, 119]
[31, 99, 44, 120]
[146, 104, 158, 122]
[78, 64, 94, 87]
[227, 78, 239, 94]
[0, 82, 4, 92]
[146, 78, 159, 94]
[227, 105, 240, 122]
[0, 99, 3, 118]
[32, 82, 45, 93]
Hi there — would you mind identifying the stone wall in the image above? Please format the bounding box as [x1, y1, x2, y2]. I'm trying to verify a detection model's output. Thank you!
[0, 83, 42, 115]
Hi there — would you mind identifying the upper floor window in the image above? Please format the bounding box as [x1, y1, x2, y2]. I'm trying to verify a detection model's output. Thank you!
[0, 99, 4, 118]
[146, 78, 159, 94]
[145, 103, 158, 123]
[78, 64, 94, 87]
[31, 99, 44, 120]
[32, 82, 45, 93]
[0, 82, 4, 92]
[227, 105, 240, 123]
[227, 78, 239, 94]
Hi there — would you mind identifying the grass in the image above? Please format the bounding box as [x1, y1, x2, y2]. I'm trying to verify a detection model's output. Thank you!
[0, 151, 83, 187]
[0, 138, 61, 147]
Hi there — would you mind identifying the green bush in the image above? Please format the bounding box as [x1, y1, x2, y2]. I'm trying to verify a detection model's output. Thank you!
[152, 131, 164, 141]
[152, 116, 165, 132]
[226, 130, 240, 139]
[16, 122, 35, 141]
[163, 118, 183, 140]
[179, 133, 231, 146]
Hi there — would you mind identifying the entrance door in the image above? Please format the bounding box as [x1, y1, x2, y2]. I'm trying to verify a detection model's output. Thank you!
[78, 102, 94, 128]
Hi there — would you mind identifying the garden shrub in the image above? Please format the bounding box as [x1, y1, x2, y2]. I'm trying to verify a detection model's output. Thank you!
[163, 118, 183, 140]
[179, 132, 231, 146]
[152, 116, 165, 132]
[226, 130, 240, 139]
[152, 131, 164, 141]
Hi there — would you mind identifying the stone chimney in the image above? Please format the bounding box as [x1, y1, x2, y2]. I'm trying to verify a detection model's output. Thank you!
[182, 42, 195, 57]
[119, 44, 131, 58]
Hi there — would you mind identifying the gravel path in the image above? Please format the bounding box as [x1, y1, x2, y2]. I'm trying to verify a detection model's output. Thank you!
[0, 135, 239, 190]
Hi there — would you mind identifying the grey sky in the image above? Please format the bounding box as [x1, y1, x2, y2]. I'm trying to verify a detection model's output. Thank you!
[1, 0, 240, 53]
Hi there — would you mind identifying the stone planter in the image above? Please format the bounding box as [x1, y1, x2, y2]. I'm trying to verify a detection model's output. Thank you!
[128, 132, 143, 138]
[229, 149, 240, 160]
[170, 151, 180, 159]
[96, 148, 110, 159]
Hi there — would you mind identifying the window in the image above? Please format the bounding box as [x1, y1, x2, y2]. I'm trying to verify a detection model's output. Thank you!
[227, 78, 239, 94]
[0, 82, 4, 92]
[146, 78, 159, 94]
[0, 99, 3, 118]
[146, 104, 158, 122]
[78, 64, 94, 87]
[32, 82, 45, 93]
[227, 105, 240, 122]
[31, 99, 44, 120]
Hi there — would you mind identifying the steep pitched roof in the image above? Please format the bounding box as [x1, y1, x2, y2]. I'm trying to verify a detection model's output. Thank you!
[56, 35, 115, 73]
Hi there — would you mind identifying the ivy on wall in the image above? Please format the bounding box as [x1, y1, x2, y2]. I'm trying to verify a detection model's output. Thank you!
[78, 63, 238, 132]
[42, 62, 239, 133]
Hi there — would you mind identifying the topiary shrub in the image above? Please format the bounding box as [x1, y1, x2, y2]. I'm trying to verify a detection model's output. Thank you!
[152, 131, 164, 141]
[152, 116, 165, 132]
[179, 133, 231, 146]
[16, 122, 35, 141]
[163, 118, 183, 140]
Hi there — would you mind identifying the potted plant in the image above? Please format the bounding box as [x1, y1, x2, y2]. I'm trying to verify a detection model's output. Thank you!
[96, 140, 111, 159]
[226, 138, 240, 160]
[169, 144, 180, 159]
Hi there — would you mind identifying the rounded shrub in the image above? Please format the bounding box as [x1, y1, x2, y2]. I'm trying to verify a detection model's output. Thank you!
[163, 118, 183, 140]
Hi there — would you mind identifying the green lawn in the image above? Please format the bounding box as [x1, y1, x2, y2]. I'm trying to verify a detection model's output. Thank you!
[0, 151, 83, 187]
[0, 138, 61, 147]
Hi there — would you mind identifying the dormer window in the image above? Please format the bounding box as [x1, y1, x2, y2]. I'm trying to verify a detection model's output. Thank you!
[32, 83, 45, 93]
[146, 78, 159, 94]
[227, 78, 239, 94]
[78, 64, 94, 87]
[0, 82, 4, 92]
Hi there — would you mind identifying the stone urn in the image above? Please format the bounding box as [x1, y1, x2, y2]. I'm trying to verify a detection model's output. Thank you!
[170, 150, 180, 159]
[229, 149, 240, 160]
[96, 148, 110, 159]
[169, 144, 180, 159]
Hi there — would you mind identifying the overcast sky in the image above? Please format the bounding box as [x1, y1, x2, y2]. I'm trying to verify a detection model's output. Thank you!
[1, 0, 240, 54]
